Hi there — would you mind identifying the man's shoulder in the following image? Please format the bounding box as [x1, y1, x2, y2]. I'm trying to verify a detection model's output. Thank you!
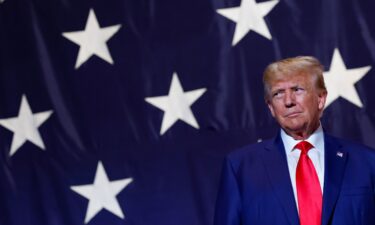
[325, 133, 375, 156]
[227, 137, 274, 162]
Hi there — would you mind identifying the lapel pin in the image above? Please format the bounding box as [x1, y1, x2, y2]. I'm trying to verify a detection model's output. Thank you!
[336, 152, 344, 158]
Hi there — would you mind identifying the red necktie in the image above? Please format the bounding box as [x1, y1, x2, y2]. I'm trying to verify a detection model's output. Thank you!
[295, 141, 322, 225]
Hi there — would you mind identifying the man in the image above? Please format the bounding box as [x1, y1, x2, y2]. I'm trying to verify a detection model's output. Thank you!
[214, 56, 375, 225]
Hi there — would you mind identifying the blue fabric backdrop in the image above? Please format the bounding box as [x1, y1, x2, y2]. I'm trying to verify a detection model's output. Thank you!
[1, 0, 375, 224]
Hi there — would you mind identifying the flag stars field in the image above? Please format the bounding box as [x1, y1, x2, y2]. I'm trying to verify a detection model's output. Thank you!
[145, 72, 207, 135]
[0, 95, 53, 157]
[70, 161, 133, 224]
[62, 9, 122, 69]
[324, 48, 371, 109]
[217, 0, 279, 45]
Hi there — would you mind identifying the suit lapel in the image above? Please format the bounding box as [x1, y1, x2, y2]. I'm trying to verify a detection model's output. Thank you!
[262, 134, 300, 225]
[321, 134, 348, 225]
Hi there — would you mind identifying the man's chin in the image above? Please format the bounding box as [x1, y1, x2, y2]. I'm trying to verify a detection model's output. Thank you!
[283, 123, 306, 134]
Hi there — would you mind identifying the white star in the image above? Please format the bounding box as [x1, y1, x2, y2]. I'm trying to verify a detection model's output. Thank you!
[71, 161, 133, 224]
[217, 0, 279, 46]
[62, 9, 121, 69]
[323, 48, 371, 109]
[0, 95, 53, 157]
[145, 72, 207, 135]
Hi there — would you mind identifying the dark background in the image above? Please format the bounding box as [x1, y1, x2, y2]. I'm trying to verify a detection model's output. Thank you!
[1, 0, 375, 224]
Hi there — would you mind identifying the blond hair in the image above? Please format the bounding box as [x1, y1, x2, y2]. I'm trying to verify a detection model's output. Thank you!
[263, 56, 326, 99]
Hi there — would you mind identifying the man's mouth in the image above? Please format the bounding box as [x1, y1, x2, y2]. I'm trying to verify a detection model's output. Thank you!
[285, 112, 301, 118]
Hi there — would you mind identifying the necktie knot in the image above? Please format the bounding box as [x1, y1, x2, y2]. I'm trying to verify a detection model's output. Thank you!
[294, 141, 314, 154]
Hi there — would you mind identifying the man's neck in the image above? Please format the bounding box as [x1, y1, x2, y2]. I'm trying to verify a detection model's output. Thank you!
[285, 123, 321, 140]
[280, 125, 324, 152]
[289, 132, 311, 140]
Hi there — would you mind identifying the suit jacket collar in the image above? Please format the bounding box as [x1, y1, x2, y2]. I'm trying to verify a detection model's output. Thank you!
[262, 133, 348, 225]
[321, 134, 347, 225]
[263, 133, 300, 225]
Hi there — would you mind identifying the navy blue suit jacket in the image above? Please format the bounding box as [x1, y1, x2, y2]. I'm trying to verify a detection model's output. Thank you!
[214, 133, 375, 225]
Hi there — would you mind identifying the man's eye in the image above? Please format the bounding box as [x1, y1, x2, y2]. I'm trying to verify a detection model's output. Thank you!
[272, 91, 283, 98]
[293, 87, 304, 92]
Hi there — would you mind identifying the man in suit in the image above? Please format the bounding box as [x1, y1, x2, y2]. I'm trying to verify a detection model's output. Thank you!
[214, 56, 375, 225]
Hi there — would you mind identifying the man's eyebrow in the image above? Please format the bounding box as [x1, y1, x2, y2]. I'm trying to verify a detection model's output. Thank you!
[271, 87, 284, 92]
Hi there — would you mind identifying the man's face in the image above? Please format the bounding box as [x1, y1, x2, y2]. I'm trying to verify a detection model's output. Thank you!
[266, 73, 327, 139]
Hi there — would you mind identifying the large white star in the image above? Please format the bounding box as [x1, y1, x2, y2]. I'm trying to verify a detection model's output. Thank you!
[217, 0, 279, 46]
[62, 9, 121, 69]
[323, 48, 371, 109]
[145, 72, 207, 135]
[71, 161, 133, 224]
[0, 95, 53, 157]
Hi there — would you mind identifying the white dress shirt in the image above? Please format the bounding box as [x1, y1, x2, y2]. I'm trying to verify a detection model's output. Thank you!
[280, 125, 325, 209]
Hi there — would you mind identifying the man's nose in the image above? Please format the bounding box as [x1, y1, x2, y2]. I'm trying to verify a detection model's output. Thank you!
[284, 91, 296, 107]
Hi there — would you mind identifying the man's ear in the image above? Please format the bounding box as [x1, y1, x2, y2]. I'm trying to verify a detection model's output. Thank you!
[266, 99, 276, 117]
[317, 90, 327, 111]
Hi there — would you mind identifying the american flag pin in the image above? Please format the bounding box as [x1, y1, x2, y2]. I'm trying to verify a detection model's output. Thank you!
[336, 152, 344, 158]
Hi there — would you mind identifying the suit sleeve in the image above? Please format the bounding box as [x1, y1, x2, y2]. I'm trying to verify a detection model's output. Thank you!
[213, 157, 242, 225]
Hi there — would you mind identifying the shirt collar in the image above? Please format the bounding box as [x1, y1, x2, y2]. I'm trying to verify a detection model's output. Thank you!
[280, 125, 324, 153]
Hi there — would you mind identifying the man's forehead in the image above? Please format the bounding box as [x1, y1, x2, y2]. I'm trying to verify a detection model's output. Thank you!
[272, 70, 310, 79]
[270, 76, 309, 88]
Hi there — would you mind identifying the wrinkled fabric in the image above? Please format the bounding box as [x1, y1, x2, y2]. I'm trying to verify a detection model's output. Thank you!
[1, 0, 375, 225]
